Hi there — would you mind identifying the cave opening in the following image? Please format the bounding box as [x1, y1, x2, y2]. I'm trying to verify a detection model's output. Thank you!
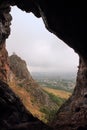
[6, 6, 79, 77]
[6, 6, 79, 123]
[0, 1, 87, 130]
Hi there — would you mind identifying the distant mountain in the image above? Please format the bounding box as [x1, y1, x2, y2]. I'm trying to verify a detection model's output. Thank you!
[8, 54, 66, 123]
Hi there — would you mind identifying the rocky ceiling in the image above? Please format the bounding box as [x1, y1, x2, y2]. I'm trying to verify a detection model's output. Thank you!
[0, 0, 87, 130]
[0, 0, 87, 58]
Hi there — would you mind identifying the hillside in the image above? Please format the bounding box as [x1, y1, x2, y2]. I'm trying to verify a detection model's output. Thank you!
[8, 54, 67, 123]
[42, 87, 71, 99]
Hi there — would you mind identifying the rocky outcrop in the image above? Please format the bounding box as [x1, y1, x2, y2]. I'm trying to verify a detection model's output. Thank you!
[0, 0, 87, 130]
[0, 1, 12, 81]
[0, 43, 9, 82]
[9, 54, 33, 82]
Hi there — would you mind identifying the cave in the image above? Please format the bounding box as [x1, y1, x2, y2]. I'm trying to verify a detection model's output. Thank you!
[0, 1, 87, 130]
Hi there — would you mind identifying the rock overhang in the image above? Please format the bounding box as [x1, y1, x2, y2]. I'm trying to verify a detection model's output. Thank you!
[0, 1, 87, 59]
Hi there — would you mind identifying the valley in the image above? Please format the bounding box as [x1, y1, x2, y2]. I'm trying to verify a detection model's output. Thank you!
[8, 54, 76, 123]
[32, 72, 76, 93]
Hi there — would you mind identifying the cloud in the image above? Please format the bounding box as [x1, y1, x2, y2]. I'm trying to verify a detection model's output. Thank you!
[6, 6, 79, 74]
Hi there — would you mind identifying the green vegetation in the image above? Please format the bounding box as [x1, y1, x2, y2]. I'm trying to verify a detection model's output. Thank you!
[40, 90, 66, 122]
[43, 90, 65, 106]
[9, 54, 74, 123]
[18, 83, 23, 87]
[48, 92, 65, 106]
[40, 106, 58, 123]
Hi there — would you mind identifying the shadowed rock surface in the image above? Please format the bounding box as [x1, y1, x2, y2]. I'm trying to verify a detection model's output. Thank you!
[0, 80, 53, 130]
[0, 0, 87, 130]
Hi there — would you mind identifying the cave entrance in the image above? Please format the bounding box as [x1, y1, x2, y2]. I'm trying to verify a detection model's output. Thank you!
[6, 6, 79, 123]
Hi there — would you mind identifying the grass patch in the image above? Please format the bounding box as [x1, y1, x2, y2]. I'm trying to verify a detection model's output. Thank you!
[40, 90, 66, 122]
[18, 83, 23, 87]
[43, 90, 65, 106]
[40, 106, 58, 122]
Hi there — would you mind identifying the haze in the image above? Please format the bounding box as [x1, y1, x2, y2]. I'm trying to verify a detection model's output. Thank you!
[6, 6, 79, 75]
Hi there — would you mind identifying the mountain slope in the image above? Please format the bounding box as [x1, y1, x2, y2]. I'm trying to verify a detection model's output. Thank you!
[8, 54, 64, 122]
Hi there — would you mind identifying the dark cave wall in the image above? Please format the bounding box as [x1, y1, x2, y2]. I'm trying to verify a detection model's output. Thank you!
[0, 2, 52, 130]
[0, 1, 87, 130]
[35, 1, 87, 58]
[0, 3, 11, 44]
[0, 80, 52, 130]
[0, 42, 9, 82]
[52, 56, 87, 130]
[0, 3, 11, 82]
[1, 1, 86, 58]
[35, 2, 87, 129]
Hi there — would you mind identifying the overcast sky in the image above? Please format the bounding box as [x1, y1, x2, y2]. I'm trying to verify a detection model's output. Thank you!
[6, 6, 79, 74]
